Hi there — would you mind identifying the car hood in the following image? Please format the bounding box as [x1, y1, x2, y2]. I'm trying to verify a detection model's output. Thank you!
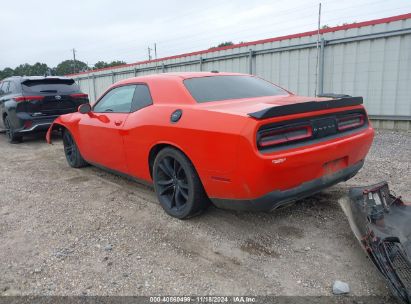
[193, 94, 331, 117]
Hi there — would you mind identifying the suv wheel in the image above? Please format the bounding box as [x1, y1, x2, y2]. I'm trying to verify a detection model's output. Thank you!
[4, 116, 22, 143]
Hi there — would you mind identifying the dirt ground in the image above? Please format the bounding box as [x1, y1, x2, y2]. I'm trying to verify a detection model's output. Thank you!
[0, 130, 410, 297]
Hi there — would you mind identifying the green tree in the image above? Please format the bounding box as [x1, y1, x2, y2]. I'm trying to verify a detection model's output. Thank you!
[93, 61, 109, 69]
[217, 41, 234, 47]
[109, 60, 126, 67]
[13, 62, 49, 76]
[13, 63, 31, 76]
[209, 41, 235, 49]
[322, 22, 355, 30]
[31, 62, 49, 75]
[93, 60, 126, 70]
[0, 67, 14, 80]
[1, 58, 127, 79]
[55, 59, 88, 75]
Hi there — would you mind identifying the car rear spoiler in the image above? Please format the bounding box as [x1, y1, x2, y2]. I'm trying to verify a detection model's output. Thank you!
[248, 96, 363, 119]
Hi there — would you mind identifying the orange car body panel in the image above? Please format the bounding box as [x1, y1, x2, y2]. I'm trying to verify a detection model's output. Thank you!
[47, 72, 374, 209]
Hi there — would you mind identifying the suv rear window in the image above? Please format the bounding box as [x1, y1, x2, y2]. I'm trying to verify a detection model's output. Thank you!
[21, 78, 80, 94]
[183, 75, 288, 103]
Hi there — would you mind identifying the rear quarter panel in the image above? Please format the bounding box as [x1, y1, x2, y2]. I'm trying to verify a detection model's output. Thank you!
[122, 104, 249, 187]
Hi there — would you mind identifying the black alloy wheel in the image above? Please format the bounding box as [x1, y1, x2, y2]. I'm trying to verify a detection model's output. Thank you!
[153, 148, 209, 219]
[62, 130, 88, 168]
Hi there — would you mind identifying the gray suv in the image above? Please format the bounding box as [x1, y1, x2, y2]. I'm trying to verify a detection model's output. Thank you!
[0, 76, 89, 143]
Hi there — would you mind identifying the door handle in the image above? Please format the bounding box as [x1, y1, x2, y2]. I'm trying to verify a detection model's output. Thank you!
[114, 120, 123, 126]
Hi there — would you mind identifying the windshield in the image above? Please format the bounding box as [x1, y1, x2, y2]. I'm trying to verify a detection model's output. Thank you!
[183, 75, 288, 103]
[22, 78, 80, 94]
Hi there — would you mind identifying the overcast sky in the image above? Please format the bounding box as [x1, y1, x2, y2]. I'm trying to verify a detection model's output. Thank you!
[1, 0, 410, 69]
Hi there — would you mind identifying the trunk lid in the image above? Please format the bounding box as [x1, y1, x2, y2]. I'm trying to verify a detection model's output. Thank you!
[19, 94, 87, 116]
[194, 95, 328, 115]
[16, 93, 89, 116]
[18, 78, 88, 116]
[194, 95, 362, 118]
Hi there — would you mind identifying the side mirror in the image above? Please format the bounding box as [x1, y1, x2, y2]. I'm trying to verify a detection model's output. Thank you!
[78, 103, 91, 114]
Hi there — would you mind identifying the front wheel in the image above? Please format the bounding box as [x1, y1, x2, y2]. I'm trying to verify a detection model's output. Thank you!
[62, 130, 88, 168]
[153, 148, 209, 219]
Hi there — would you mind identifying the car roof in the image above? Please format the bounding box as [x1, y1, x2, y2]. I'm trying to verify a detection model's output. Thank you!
[2, 76, 74, 83]
[158, 72, 246, 79]
[106, 72, 253, 105]
[115, 72, 250, 85]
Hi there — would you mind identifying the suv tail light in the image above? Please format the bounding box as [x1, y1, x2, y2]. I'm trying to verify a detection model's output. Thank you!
[258, 125, 312, 148]
[70, 93, 88, 99]
[337, 113, 365, 131]
[13, 96, 44, 102]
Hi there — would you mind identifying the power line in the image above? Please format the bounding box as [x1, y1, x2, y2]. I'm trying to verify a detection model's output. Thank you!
[161, 1, 402, 50]
[151, 4, 410, 57]
[81, 0, 398, 59]
[77, 1, 410, 66]
[79, 0, 382, 56]
[79, 1, 318, 54]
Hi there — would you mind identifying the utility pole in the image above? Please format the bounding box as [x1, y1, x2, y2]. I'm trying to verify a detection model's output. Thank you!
[72, 48, 77, 74]
[154, 43, 158, 71]
[314, 2, 322, 97]
[148, 46, 152, 60]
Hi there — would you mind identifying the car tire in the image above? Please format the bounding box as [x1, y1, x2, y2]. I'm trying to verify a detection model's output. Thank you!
[4, 116, 23, 144]
[62, 130, 88, 168]
[153, 147, 210, 219]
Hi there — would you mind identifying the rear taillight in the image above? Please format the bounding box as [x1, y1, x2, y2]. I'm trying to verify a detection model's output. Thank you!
[70, 93, 88, 99]
[13, 96, 44, 102]
[258, 125, 312, 148]
[337, 114, 365, 131]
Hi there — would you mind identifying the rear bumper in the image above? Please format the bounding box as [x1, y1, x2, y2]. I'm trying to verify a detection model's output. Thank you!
[211, 160, 364, 211]
[15, 114, 59, 134]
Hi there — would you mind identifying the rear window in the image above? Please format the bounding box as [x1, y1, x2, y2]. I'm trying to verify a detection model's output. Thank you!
[183, 75, 288, 103]
[22, 78, 80, 94]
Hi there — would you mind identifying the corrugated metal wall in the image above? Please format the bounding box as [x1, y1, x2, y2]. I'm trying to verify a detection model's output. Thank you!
[72, 15, 411, 128]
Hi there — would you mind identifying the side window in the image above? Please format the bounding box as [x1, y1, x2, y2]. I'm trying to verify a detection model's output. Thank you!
[131, 84, 153, 112]
[1, 82, 9, 95]
[93, 85, 136, 113]
[0, 82, 4, 96]
[8, 82, 17, 94]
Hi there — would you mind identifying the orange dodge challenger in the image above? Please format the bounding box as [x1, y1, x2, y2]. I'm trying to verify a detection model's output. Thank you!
[47, 72, 374, 219]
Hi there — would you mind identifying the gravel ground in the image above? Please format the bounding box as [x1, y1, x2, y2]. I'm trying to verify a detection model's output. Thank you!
[0, 130, 409, 297]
